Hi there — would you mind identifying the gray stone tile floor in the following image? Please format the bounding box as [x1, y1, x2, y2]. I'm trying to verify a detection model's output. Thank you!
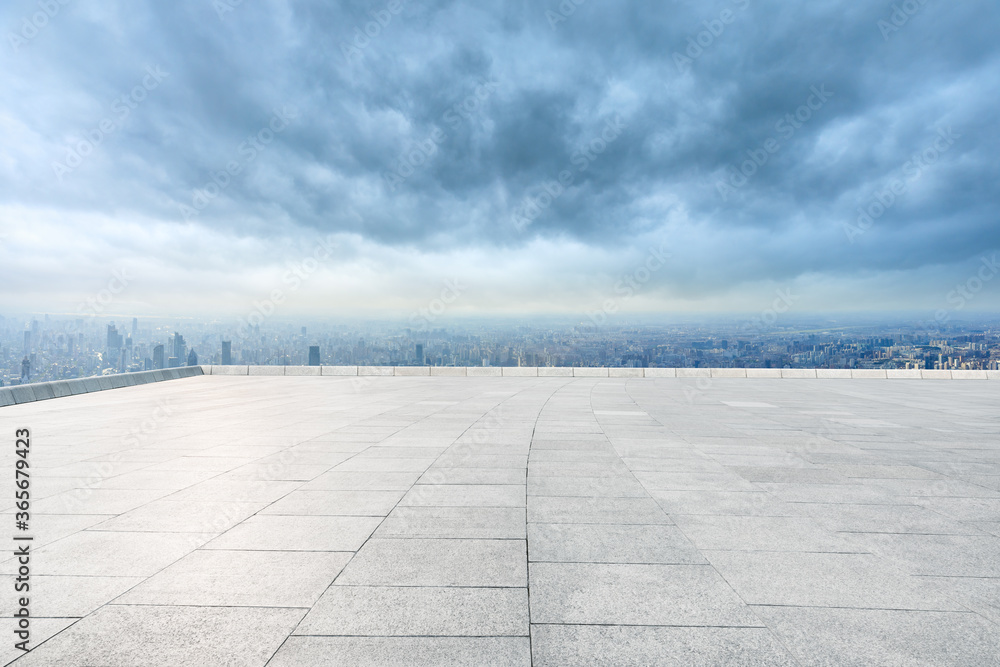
[1, 375, 998, 665]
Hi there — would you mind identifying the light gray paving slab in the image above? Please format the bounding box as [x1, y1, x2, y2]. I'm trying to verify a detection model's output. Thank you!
[528, 523, 705, 564]
[301, 470, 422, 490]
[375, 506, 526, 539]
[527, 496, 671, 524]
[10, 605, 304, 667]
[705, 550, 964, 610]
[842, 532, 1000, 577]
[673, 514, 849, 551]
[296, 586, 529, 636]
[12, 530, 212, 577]
[116, 550, 352, 607]
[268, 637, 531, 667]
[260, 489, 404, 516]
[204, 514, 381, 551]
[419, 467, 525, 485]
[531, 625, 798, 667]
[0, 575, 144, 617]
[335, 538, 527, 587]
[755, 606, 1000, 667]
[529, 562, 762, 626]
[399, 484, 525, 507]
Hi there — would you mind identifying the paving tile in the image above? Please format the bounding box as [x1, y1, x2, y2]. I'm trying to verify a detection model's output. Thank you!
[796, 502, 983, 535]
[268, 637, 531, 667]
[419, 467, 526, 485]
[163, 479, 302, 503]
[335, 539, 526, 587]
[260, 490, 404, 516]
[529, 562, 761, 626]
[842, 533, 1000, 577]
[649, 489, 797, 516]
[0, 575, 144, 617]
[531, 625, 798, 666]
[89, 499, 266, 533]
[528, 523, 705, 564]
[31, 488, 171, 515]
[673, 515, 849, 551]
[399, 484, 525, 507]
[204, 514, 381, 551]
[5, 531, 211, 577]
[301, 470, 422, 490]
[375, 506, 526, 539]
[10, 605, 304, 667]
[705, 551, 963, 610]
[755, 606, 1000, 667]
[527, 496, 670, 524]
[116, 550, 351, 607]
[527, 476, 648, 498]
[296, 586, 528, 636]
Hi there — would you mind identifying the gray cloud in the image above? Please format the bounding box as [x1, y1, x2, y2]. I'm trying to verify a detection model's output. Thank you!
[0, 0, 998, 315]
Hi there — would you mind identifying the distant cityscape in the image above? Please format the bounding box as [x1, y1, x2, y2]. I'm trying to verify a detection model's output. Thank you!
[2, 313, 999, 386]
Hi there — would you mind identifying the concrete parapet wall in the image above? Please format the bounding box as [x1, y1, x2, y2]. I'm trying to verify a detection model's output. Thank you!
[0, 366, 204, 407]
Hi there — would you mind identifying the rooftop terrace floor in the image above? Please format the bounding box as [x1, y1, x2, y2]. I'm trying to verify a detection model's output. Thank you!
[3, 376, 1000, 665]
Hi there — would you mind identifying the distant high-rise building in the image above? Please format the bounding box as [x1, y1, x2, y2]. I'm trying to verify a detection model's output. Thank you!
[144, 358, 152, 371]
[21, 357, 30, 381]
[153, 344, 165, 369]
[170, 332, 186, 362]
[23, 330, 30, 353]
[221, 341, 232, 365]
[167, 357, 180, 368]
[416, 344, 424, 365]
[106, 324, 123, 350]
[301, 327, 307, 336]
[132, 317, 138, 337]
[187, 349, 198, 366]
[308, 346, 320, 366]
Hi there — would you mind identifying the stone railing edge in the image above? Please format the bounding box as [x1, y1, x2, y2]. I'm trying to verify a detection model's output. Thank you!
[0, 366, 204, 408]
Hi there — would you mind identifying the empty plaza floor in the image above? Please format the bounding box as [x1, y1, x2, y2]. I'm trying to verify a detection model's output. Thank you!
[2, 375, 1000, 666]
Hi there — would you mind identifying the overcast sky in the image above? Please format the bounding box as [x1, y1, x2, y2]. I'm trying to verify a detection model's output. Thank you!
[1, 0, 998, 319]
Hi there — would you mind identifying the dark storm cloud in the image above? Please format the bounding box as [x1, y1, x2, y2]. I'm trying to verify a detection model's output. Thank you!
[1, 0, 998, 312]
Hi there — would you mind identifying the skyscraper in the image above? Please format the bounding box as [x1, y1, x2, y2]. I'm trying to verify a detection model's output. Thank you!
[221, 340, 232, 365]
[23, 330, 30, 353]
[308, 345, 320, 366]
[153, 344, 164, 370]
[20, 357, 30, 382]
[132, 317, 138, 337]
[416, 343, 424, 365]
[171, 332, 186, 362]
[187, 349, 198, 366]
